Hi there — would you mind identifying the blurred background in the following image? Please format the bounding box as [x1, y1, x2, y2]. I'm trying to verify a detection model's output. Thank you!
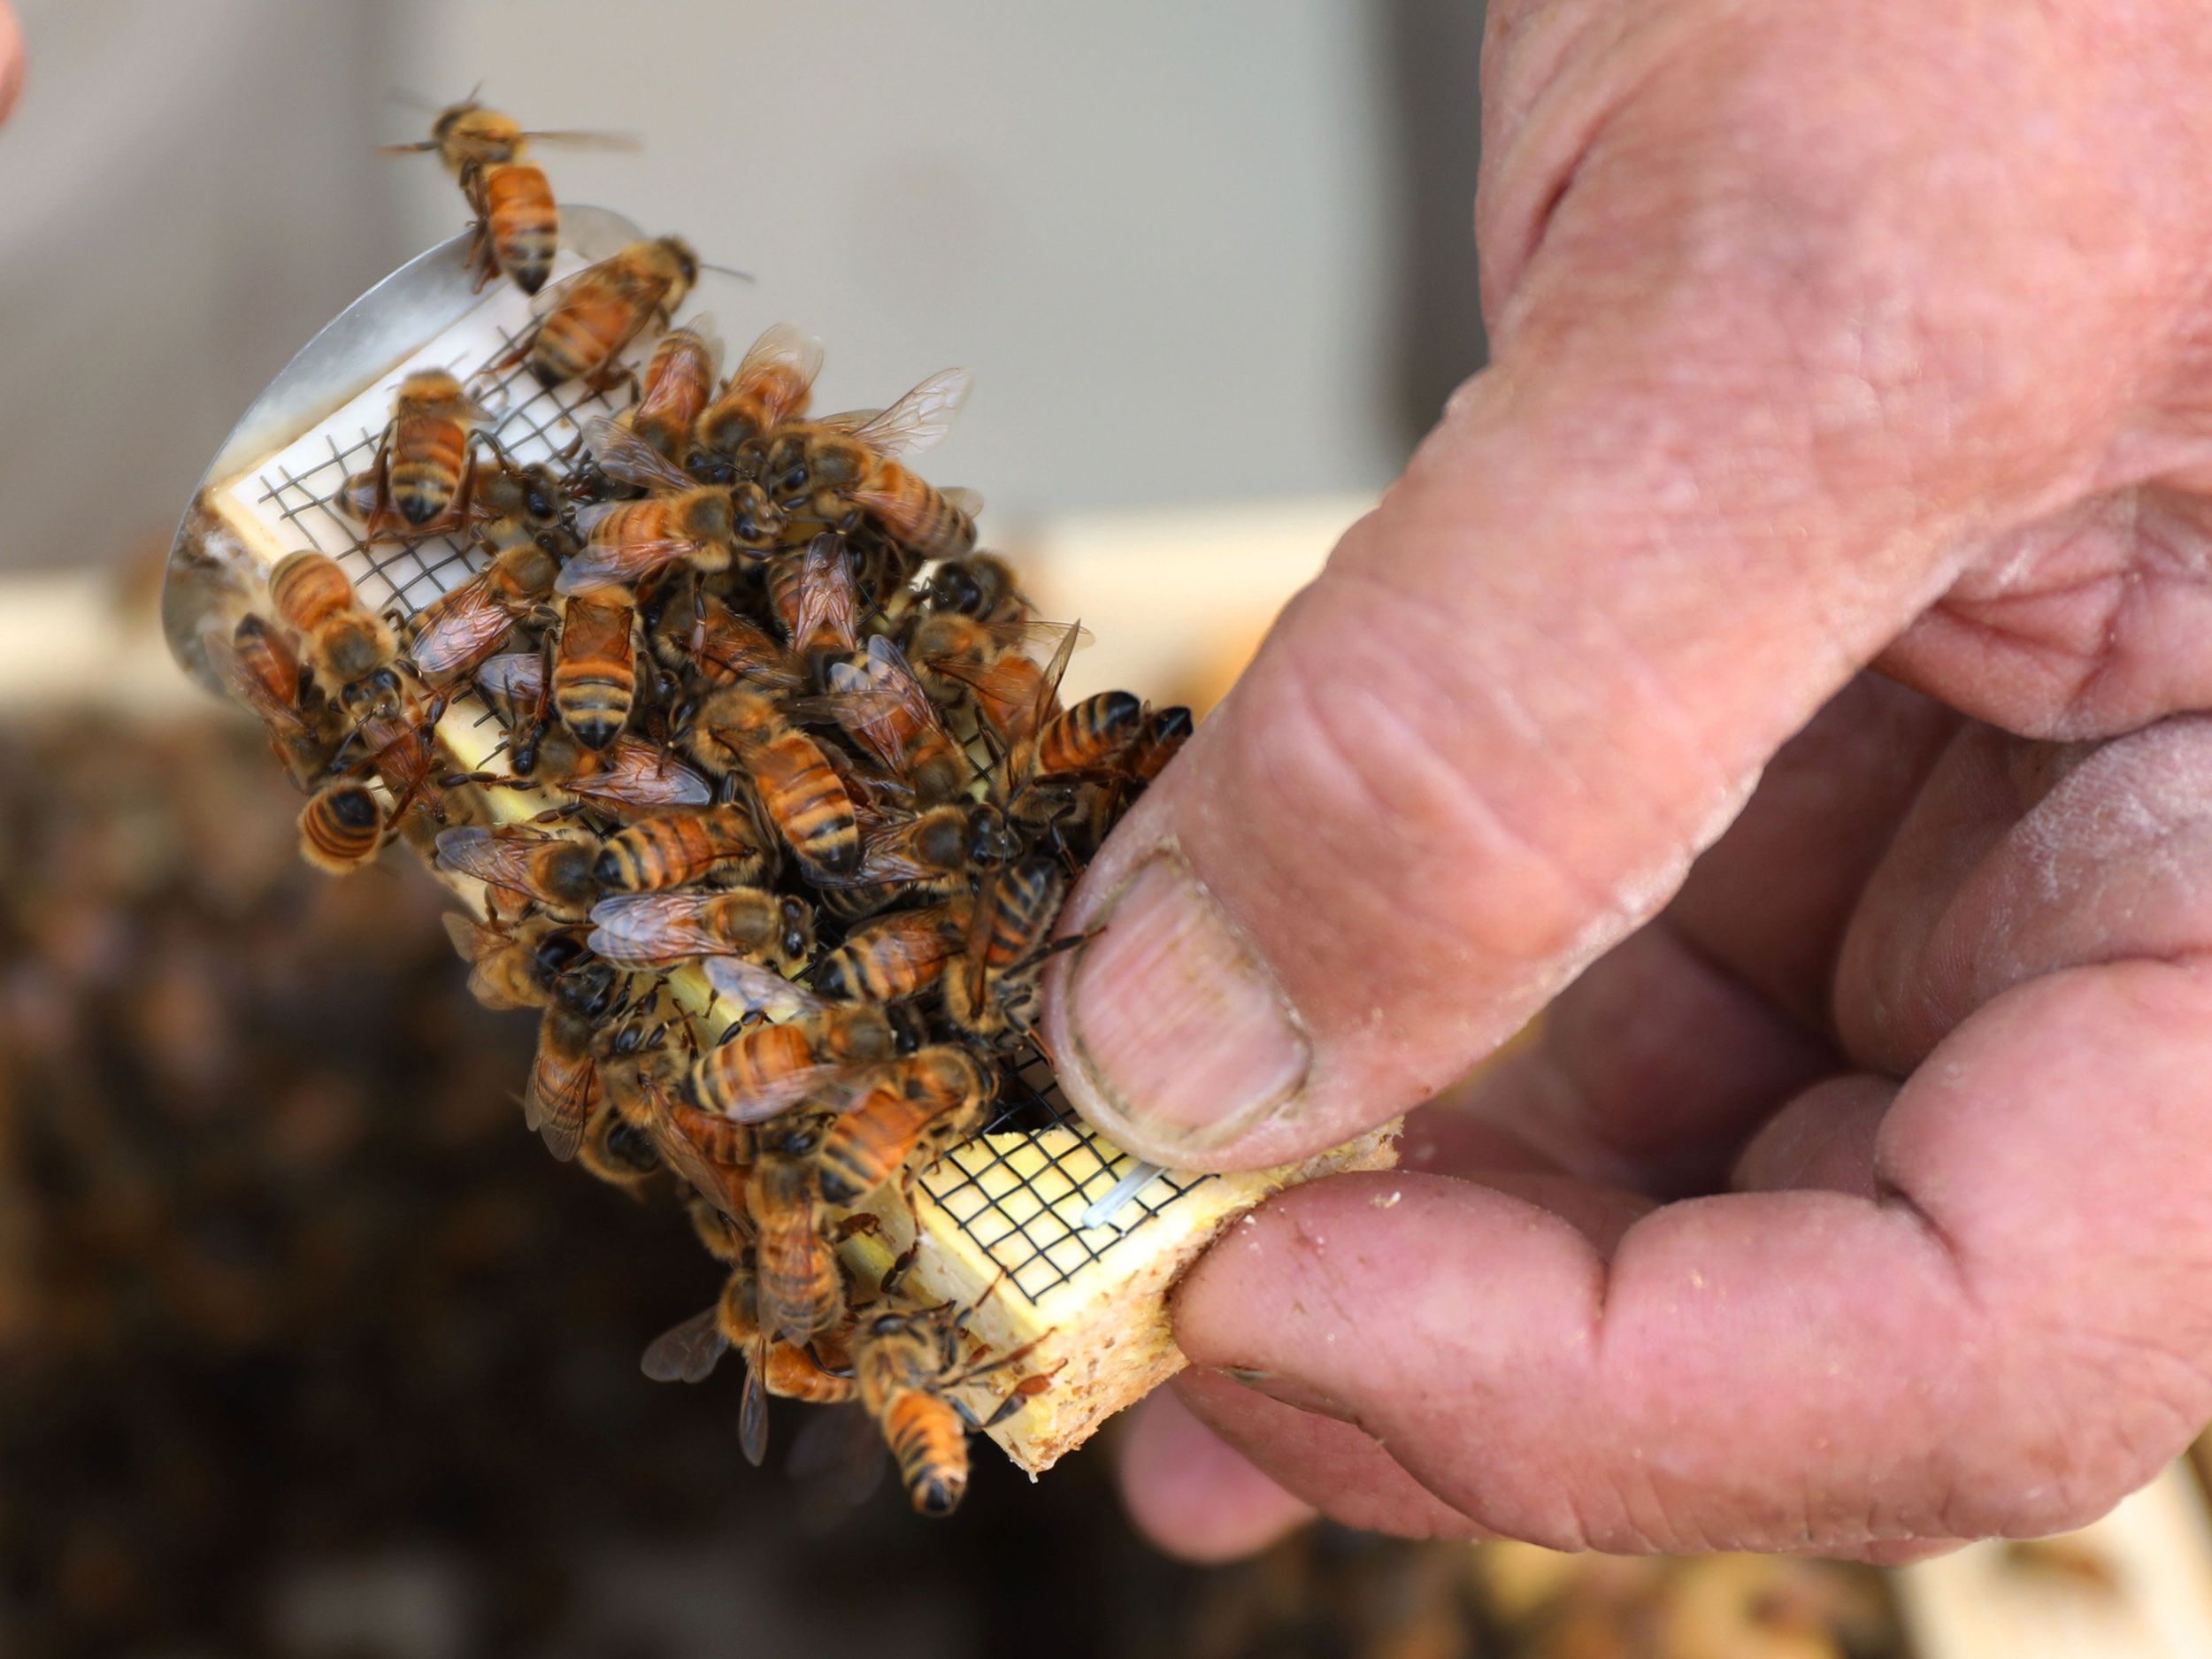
[3, 4, 2209, 1657]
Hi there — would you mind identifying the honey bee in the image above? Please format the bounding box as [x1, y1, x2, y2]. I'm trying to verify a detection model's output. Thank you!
[332, 687, 457, 832]
[814, 1046, 995, 1207]
[585, 887, 814, 972]
[811, 901, 970, 1003]
[515, 234, 699, 390]
[765, 532, 859, 669]
[795, 635, 970, 806]
[691, 958, 928, 1124]
[552, 592, 638, 750]
[648, 583, 805, 694]
[404, 540, 559, 684]
[623, 318, 722, 461]
[592, 1022, 753, 1219]
[926, 552, 1029, 624]
[578, 1101, 664, 1194]
[557, 419, 786, 596]
[525, 1004, 602, 1162]
[748, 1119, 849, 1347]
[683, 687, 859, 878]
[594, 802, 768, 893]
[758, 368, 982, 560]
[470, 462, 570, 554]
[687, 322, 825, 484]
[269, 550, 402, 714]
[1025, 689, 1144, 781]
[369, 370, 490, 529]
[200, 613, 335, 790]
[441, 909, 560, 1011]
[463, 659, 715, 818]
[383, 97, 634, 296]
[296, 781, 387, 873]
[432, 825, 600, 920]
[826, 802, 1020, 899]
[643, 1260, 858, 1465]
[903, 611, 1086, 753]
[942, 856, 1071, 1048]
[853, 1294, 1053, 1517]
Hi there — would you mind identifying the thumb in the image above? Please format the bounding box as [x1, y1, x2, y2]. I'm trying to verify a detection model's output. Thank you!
[1041, 20, 2185, 1170]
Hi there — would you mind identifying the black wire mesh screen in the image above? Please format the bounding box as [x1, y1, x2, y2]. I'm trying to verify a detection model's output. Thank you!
[253, 326, 631, 621]
[924, 1047, 1213, 1303]
[242, 303, 1209, 1308]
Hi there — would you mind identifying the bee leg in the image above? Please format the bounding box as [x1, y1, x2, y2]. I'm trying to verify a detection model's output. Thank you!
[875, 1238, 922, 1299]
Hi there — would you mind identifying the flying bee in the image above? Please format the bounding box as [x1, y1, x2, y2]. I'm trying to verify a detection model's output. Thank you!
[622, 317, 722, 461]
[552, 591, 639, 750]
[649, 581, 806, 694]
[200, 613, 336, 790]
[594, 802, 769, 892]
[853, 1291, 1054, 1517]
[812, 901, 971, 1003]
[511, 234, 699, 390]
[926, 552, 1030, 624]
[758, 368, 983, 560]
[691, 958, 928, 1124]
[688, 321, 826, 484]
[943, 856, 1072, 1048]
[642, 1259, 858, 1466]
[791, 634, 972, 806]
[586, 887, 814, 972]
[403, 539, 559, 684]
[683, 686, 859, 878]
[525, 1003, 602, 1163]
[557, 419, 786, 596]
[382, 96, 635, 295]
[296, 780, 387, 874]
[764, 531, 861, 673]
[432, 824, 600, 920]
[748, 1119, 849, 1347]
[269, 550, 402, 714]
[813, 1046, 995, 1207]
[903, 611, 1087, 753]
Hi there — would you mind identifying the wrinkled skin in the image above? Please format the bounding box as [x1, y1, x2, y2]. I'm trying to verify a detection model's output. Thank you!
[1044, 1, 2212, 1562]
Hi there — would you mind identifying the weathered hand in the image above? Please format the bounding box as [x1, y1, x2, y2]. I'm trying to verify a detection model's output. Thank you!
[1045, 0, 2212, 1561]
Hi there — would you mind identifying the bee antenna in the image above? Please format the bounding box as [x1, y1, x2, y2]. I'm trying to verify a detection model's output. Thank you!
[385, 84, 448, 115]
[698, 261, 757, 284]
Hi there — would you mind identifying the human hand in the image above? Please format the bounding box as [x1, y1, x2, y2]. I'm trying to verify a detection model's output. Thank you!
[0, 4, 23, 125]
[1042, 0, 2212, 1563]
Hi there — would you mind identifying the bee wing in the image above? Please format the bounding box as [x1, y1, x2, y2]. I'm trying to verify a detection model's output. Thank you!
[555, 534, 705, 597]
[732, 322, 825, 402]
[785, 1402, 889, 1510]
[576, 739, 713, 810]
[525, 1040, 597, 1164]
[787, 533, 856, 654]
[641, 1307, 730, 1384]
[986, 616, 1093, 659]
[666, 313, 726, 380]
[433, 825, 542, 895]
[941, 486, 985, 518]
[587, 889, 718, 962]
[847, 367, 972, 459]
[199, 619, 307, 733]
[684, 607, 803, 689]
[716, 1064, 864, 1125]
[740, 1341, 772, 1467]
[812, 407, 884, 434]
[703, 956, 823, 1020]
[407, 576, 515, 680]
[472, 649, 544, 715]
[517, 127, 641, 151]
[581, 415, 703, 495]
[527, 254, 618, 319]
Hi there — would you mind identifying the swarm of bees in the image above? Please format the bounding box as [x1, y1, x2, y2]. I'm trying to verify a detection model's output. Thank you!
[197, 96, 1194, 1517]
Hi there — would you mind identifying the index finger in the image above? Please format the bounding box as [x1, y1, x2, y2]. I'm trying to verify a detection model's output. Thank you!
[1171, 961, 2212, 1554]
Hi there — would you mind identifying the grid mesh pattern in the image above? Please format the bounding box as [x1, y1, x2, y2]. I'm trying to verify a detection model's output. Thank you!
[923, 1048, 1212, 1304]
[235, 299, 1199, 1310]
[251, 327, 634, 623]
